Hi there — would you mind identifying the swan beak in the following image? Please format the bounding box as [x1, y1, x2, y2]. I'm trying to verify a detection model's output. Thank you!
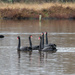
[41, 33, 43, 36]
[45, 32, 47, 34]
[38, 37, 40, 40]
[31, 35, 32, 38]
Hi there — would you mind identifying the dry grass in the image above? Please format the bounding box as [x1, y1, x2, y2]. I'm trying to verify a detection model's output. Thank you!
[0, 2, 75, 10]
[0, 2, 75, 19]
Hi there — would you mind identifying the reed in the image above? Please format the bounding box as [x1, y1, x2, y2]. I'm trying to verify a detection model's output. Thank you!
[0, 2, 75, 19]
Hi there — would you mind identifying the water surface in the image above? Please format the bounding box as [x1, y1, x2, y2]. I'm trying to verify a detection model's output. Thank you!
[0, 20, 75, 75]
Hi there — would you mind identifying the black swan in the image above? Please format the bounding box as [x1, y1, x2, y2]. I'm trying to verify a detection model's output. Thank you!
[40, 32, 57, 51]
[29, 35, 39, 50]
[17, 36, 32, 51]
[45, 32, 57, 49]
[0, 35, 4, 38]
[39, 36, 57, 52]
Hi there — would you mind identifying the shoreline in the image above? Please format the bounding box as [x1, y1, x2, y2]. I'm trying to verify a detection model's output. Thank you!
[0, 3, 75, 20]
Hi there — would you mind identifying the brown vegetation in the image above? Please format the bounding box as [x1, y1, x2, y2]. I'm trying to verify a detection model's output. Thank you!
[0, 2, 75, 19]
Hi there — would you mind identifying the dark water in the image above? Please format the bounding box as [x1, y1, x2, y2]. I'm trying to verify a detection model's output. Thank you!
[0, 20, 75, 75]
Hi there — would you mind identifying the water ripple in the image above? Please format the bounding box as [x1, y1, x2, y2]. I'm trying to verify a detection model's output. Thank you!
[57, 47, 75, 52]
[0, 46, 75, 52]
[0, 32, 75, 35]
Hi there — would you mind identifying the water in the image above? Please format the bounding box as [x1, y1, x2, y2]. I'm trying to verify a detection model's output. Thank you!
[0, 20, 75, 75]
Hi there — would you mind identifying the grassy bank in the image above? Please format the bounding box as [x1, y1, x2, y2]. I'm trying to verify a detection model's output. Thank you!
[0, 2, 75, 19]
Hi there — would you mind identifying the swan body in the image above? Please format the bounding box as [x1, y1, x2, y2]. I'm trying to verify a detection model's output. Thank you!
[17, 46, 32, 51]
[42, 46, 56, 51]
[0, 35, 4, 38]
[42, 43, 57, 52]
[32, 46, 39, 50]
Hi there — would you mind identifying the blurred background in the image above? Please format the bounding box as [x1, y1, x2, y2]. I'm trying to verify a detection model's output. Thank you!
[0, 0, 75, 3]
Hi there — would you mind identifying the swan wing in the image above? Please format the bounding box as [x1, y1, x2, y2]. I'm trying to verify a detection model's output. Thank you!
[42, 46, 57, 52]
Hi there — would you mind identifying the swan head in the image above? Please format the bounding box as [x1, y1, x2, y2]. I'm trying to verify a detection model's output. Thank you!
[41, 32, 44, 36]
[17, 36, 20, 39]
[29, 35, 32, 38]
[45, 32, 47, 34]
[38, 36, 42, 40]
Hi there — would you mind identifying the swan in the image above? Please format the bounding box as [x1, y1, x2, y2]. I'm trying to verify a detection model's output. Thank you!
[45, 32, 56, 49]
[29, 35, 39, 50]
[17, 36, 32, 51]
[41, 33, 57, 52]
[0, 35, 4, 38]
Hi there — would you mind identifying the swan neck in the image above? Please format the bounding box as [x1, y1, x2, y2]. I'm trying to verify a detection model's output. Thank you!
[18, 38, 21, 50]
[42, 34, 44, 48]
[46, 33, 48, 44]
[39, 37, 42, 50]
[29, 37, 32, 48]
[39, 38, 41, 50]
